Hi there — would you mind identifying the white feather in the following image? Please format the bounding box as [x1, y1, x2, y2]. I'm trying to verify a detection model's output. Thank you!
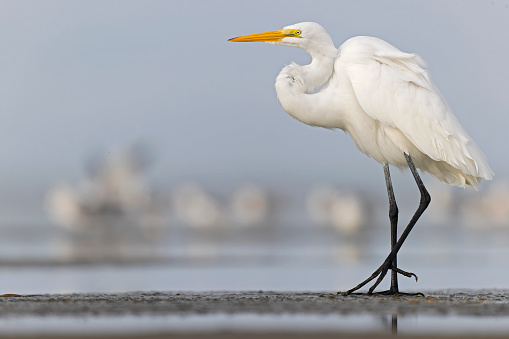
[270, 23, 493, 189]
[337, 36, 493, 187]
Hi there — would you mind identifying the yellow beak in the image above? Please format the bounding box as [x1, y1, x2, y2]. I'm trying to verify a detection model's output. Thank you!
[228, 29, 301, 42]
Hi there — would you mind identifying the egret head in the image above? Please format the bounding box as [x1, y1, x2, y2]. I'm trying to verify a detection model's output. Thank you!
[229, 22, 335, 55]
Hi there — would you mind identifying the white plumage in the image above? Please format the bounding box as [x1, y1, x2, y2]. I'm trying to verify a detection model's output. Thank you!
[230, 22, 493, 294]
[339, 36, 492, 187]
[231, 22, 493, 188]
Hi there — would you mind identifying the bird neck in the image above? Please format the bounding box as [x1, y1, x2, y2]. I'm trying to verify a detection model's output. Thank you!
[283, 48, 337, 93]
[275, 46, 342, 128]
[303, 47, 338, 92]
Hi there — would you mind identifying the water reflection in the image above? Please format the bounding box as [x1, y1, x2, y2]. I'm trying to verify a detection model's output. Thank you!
[0, 313, 508, 336]
[379, 313, 399, 335]
[392, 313, 398, 335]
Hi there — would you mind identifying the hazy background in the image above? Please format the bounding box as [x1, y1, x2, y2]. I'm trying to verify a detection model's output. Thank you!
[0, 0, 507, 296]
[0, 1, 507, 207]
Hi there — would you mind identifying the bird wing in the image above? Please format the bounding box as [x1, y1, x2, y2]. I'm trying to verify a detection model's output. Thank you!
[339, 37, 493, 181]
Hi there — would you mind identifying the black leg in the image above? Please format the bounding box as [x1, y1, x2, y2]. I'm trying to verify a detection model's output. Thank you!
[384, 163, 399, 293]
[340, 153, 429, 296]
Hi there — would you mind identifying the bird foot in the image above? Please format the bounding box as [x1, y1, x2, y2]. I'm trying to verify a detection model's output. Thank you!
[371, 290, 424, 297]
[338, 256, 419, 296]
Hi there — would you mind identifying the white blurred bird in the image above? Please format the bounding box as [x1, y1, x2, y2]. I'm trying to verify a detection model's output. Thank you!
[171, 182, 224, 230]
[45, 147, 164, 261]
[229, 184, 269, 227]
[230, 22, 493, 295]
[306, 186, 366, 234]
[462, 181, 509, 228]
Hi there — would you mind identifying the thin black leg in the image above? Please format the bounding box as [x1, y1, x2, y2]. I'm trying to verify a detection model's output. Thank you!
[340, 153, 429, 295]
[384, 163, 399, 293]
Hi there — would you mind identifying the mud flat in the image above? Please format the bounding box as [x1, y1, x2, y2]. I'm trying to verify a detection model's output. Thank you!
[0, 290, 509, 338]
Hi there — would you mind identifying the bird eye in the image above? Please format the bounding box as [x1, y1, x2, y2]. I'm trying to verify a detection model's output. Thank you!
[295, 30, 302, 35]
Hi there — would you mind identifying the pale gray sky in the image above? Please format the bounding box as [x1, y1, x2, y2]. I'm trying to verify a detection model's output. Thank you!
[0, 0, 507, 195]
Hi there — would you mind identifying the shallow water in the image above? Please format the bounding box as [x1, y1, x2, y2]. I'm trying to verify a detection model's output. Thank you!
[0, 263, 507, 295]
[0, 221, 508, 294]
[0, 220, 507, 336]
[1, 313, 509, 336]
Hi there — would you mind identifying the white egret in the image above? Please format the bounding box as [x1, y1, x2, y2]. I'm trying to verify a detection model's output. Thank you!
[172, 182, 224, 230]
[229, 22, 494, 295]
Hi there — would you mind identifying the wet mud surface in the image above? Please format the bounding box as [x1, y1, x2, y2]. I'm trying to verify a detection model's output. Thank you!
[0, 290, 508, 317]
